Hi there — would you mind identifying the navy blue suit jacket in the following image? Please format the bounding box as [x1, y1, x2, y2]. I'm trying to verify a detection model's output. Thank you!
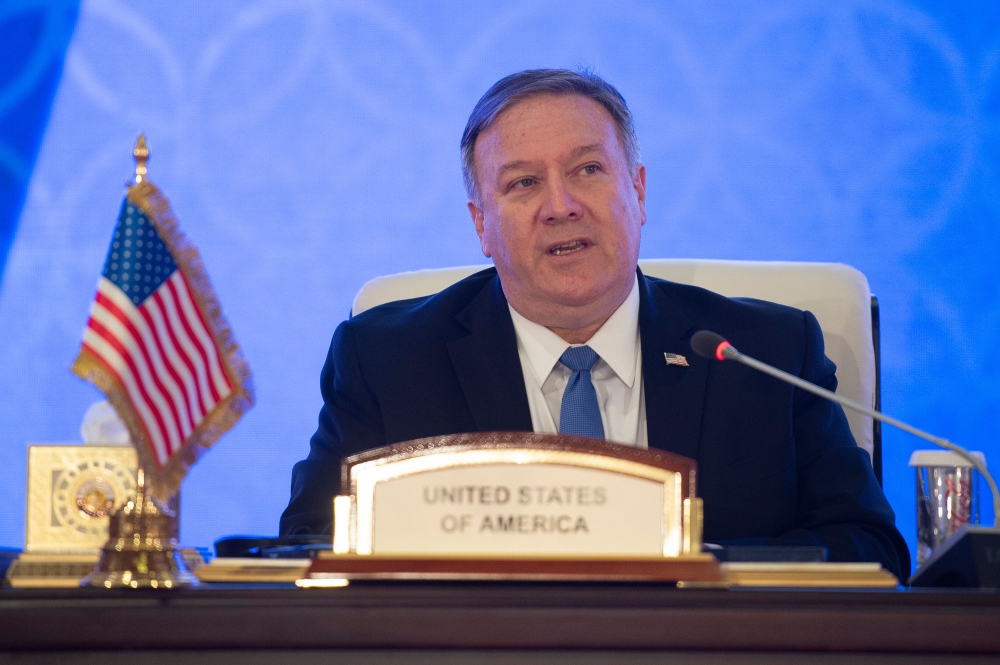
[281, 268, 910, 579]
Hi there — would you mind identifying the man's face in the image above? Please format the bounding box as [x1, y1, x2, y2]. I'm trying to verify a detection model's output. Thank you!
[468, 94, 646, 332]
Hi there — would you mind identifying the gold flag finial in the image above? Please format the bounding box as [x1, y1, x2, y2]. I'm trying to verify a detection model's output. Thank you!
[133, 134, 149, 184]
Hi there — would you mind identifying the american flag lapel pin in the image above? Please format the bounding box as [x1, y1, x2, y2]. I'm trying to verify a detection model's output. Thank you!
[664, 352, 690, 367]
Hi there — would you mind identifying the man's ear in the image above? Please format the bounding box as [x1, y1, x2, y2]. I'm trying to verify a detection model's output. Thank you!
[468, 200, 492, 258]
[633, 163, 647, 226]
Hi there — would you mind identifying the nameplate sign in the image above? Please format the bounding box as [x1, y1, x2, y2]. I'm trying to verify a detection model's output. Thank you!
[332, 432, 702, 559]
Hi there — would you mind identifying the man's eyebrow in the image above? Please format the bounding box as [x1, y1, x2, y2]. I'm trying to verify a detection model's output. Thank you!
[497, 160, 534, 178]
[496, 144, 606, 179]
[568, 143, 604, 159]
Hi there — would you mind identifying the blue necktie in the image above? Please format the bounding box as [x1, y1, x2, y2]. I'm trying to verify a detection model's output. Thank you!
[558, 345, 604, 438]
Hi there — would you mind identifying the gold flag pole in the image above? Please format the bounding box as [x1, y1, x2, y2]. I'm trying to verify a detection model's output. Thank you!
[82, 135, 198, 589]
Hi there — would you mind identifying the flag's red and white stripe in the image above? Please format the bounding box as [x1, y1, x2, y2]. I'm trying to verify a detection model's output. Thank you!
[82, 272, 233, 466]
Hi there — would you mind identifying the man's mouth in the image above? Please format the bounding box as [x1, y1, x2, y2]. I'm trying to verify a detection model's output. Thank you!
[548, 240, 589, 256]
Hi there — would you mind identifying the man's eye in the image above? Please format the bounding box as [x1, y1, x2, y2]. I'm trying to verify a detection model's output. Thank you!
[514, 178, 534, 189]
[582, 164, 599, 175]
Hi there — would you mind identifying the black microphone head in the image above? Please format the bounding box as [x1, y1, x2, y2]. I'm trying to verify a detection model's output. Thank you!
[690, 330, 728, 360]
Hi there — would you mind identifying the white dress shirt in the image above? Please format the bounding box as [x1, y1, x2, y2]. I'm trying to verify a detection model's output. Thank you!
[508, 276, 647, 448]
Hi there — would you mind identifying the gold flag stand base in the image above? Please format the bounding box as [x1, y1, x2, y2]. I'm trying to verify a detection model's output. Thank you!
[82, 470, 198, 589]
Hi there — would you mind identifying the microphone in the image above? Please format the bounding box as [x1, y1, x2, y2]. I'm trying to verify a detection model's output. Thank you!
[689, 330, 1000, 526]
[690, 330, 735, 362]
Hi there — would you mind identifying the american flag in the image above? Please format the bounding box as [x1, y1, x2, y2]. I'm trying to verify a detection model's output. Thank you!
[663, 352, 690, 367]
[73, 182, 252, 499]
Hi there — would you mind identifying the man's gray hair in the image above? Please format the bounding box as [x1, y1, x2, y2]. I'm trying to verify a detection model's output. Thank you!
[460, 69, 640, 204]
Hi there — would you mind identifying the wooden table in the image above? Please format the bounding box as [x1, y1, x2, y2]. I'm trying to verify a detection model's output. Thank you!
[2, 583, 999, 663]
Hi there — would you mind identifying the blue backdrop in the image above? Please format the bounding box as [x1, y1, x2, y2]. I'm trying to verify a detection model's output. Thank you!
[0, 0, 78, 284]
[1, 1, 997, 573]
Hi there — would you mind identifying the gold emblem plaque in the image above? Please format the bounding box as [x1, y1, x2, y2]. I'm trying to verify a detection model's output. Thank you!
[25, 445, 138, 553]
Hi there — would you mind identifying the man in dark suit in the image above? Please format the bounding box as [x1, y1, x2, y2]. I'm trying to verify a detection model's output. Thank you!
[281, 69, 909, 579]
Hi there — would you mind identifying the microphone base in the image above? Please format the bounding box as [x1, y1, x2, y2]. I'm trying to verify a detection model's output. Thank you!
[909, 526, 1000, 588]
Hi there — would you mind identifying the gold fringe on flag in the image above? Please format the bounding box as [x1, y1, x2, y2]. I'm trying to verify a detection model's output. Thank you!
[73, 175, 254, 502]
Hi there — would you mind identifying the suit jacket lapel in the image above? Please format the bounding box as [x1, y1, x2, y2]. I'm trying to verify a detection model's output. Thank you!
[447, 274, 534, 432]
[639, 270, 710, 461]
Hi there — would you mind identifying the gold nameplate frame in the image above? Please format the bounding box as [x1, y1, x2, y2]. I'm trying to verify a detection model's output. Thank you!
[330, 432, 704, 558]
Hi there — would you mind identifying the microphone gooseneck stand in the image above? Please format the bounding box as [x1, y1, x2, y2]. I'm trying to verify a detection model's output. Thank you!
[690, 330, 1000, 587]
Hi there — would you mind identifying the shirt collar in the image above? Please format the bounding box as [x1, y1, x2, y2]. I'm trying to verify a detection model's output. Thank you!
[508, 275, 640, 388]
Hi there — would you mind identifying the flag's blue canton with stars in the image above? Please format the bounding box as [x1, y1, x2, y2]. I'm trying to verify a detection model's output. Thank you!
[102, 200, 178, 305]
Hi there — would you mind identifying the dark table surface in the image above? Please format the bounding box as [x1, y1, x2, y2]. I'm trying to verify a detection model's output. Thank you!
[2, 582, 1000, 655]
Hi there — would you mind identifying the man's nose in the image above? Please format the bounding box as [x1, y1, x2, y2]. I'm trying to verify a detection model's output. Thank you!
[540, 175, 583, 223]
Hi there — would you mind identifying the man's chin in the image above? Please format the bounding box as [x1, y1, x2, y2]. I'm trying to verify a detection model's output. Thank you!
[536, 281, 621, 312]
[500, 262, 631, 317]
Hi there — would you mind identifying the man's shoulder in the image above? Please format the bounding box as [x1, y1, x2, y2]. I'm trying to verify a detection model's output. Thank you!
[643, 273, 805, 328]
[348, 266, 499, 336]
[641, 273, 813, 362]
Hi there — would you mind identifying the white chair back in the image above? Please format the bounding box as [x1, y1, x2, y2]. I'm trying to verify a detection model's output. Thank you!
[352, 260, 876, 458]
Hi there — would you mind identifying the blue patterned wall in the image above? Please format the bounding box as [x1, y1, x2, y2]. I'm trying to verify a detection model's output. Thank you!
[1, 1, 997, 572]
[0, 0, 78, 282]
